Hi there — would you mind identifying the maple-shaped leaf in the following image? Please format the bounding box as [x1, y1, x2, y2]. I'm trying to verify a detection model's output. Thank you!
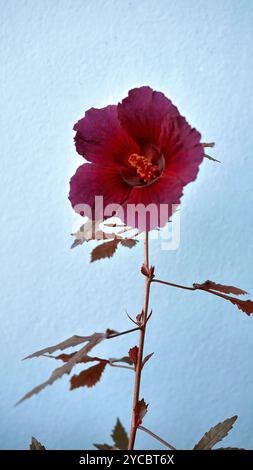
[91, 239, 120, 262]
[135, 398, 148, 425]
[30, 437, 46, 450]
[120, 239, 138, 249]
[17, 332, 106, 404]
[128, 346, 139, 370]
[194, 415, 237, 450]
[94, 443, 115, 450]
[111, 418, 129, 450]
[70, 361, 107, 389]
[142, 352, 154, 368]
[195, 280, 248, 296]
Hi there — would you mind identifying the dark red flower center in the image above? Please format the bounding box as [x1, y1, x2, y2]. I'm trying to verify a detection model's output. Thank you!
[121, 144, 165, 187]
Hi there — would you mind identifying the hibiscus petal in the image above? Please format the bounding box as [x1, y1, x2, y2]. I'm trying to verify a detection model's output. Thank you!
[123, 175, 183, 231]
[160, 115, 204, 185]
[74, 105, 139, 166]
[118, 86, 179, 147]
[69, 163, 131, 220]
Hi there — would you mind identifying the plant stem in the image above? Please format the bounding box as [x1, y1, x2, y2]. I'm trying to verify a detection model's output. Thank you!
[107, 327, 140, 339]
[109, 363, 134, 371]
[128, 231, 152, 450]
[138, 425, 176, 450]
[152, 279, 195, 291]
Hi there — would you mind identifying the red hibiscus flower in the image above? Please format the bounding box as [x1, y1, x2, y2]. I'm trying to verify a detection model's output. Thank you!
[69, 86, 204, 231]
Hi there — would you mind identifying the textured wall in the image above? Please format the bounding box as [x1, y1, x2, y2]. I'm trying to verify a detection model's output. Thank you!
[1, 0, 253, 450]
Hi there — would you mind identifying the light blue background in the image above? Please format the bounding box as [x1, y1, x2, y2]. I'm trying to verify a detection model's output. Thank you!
[1, 0, 253, 450]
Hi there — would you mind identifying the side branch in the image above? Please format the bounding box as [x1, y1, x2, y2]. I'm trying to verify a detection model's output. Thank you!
[138, 425, 176, 450]
[107, 327, 140, 339]
[152, 278, 253, 316]
[152, 279, 196, 291]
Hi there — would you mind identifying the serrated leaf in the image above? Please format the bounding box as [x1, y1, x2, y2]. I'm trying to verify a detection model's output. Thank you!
[111, 418, 129, 450]
[70, 361, 107, 389]
[194, 415, 237, 450]
[128, 346, 139, 370]
[23, 335, 92, 360]
[135, 398, 148, 425]
[55, 353, 133, 367]
[30, 437, 45, 450]
[120, 239, 138, 249]
[195, 280, 248, 296]
[53, 353, 104, 364]
[227, 297, 253, 316]
[17, 332, 106, 404]
[91, 239, 120, 262]
[94, 443, 115, 450]
[194, 281, 253, 316]
[71, 220, 103, 247]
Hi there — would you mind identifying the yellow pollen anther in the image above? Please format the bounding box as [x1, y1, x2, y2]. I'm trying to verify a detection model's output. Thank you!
[128, 153, 158, 183]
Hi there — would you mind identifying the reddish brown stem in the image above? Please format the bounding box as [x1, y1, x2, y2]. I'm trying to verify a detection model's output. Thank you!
[107, 327, 140, 339]
[128, 231, 152, 450]
[109, 363, 134, 371]
[138, 425, 176, 450]
[152, 279, 196, 291]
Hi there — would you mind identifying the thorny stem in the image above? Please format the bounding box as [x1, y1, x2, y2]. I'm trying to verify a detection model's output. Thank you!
[128, 231, 152, 450]
[138, 425, 176, 451]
